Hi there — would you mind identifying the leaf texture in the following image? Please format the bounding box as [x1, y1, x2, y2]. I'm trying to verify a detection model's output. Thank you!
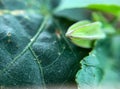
[76, 35, 120, 89]
[0, 0, 90, 89]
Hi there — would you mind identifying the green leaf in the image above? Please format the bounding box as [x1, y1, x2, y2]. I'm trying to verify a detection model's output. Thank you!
[0, 14, 47, 88]
[1, 0, 119, 89]
[0, 0, 90, 88]
[66, 20, 106, 48]
[76, 35, 120, 89]
[55, 0, 120, 16]
[54, 8, 92, 21]
[88, 4, 120, 16]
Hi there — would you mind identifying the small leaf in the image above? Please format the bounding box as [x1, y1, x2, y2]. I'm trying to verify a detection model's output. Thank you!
[55, 0, 120, 17]
[66, 21, 106, 48]
[88, 4, 120, 17]
[76, 35, 120, 89]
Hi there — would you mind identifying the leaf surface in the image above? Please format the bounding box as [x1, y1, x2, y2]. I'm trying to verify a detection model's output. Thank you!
[76, 35, 120, 89]
[0, 0, 90, 89]
[56, 0, 120, 16]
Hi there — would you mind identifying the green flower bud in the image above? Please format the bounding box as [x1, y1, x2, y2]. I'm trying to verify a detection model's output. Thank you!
[66, 20, 106, 48]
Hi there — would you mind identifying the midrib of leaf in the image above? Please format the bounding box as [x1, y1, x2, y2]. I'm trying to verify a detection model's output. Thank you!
[29, 47, 46, 89]
[0, 16, 49, 76]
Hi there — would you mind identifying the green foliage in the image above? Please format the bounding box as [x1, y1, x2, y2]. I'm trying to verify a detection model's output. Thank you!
[56, 0, 120, 17]
[0, 0, 89, 88]
[0, 0, 120, 89]
[76, 35, 120, 89]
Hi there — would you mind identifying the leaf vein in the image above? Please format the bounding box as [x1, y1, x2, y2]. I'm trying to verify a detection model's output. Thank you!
[0, 16, 49, 76]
